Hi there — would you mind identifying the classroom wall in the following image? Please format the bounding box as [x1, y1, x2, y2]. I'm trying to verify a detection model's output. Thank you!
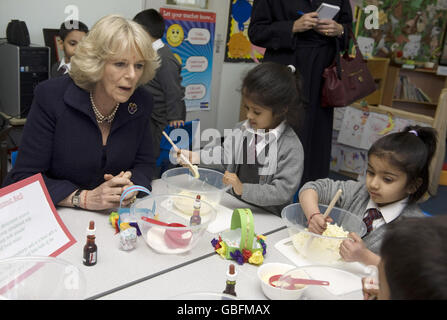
[0, 0, 145, 45]
[145, 0, 253, 133]
[0, 0, 252, 133]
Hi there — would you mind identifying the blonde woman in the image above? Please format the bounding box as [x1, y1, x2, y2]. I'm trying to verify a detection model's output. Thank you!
[3, 15, 160, 210]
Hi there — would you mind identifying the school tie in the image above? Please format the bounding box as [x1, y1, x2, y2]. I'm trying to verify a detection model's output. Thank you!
[363, 208, 382, 234]
[59, 64, 68, 74]
[247, 134, 258, 164]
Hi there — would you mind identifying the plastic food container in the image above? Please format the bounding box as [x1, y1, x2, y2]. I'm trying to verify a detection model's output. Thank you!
[281, 203, 367, 264]
[133, 194, 217, 254]
[279, 265, 363, 300]
[0, 256, 86, 300]
[161, 167, 231, 211]
[257, 262, 309, 300]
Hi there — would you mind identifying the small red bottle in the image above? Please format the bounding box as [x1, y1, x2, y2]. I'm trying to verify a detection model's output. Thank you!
[189, 195, 202, 226]
[83, 221, 97, 266]
[222, 263, 237, 297]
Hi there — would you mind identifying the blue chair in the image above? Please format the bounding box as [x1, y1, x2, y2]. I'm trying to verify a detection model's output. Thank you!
[156, 119, 200, 176]
[11, 150, 18, 167]
[293, 189, 299, 203]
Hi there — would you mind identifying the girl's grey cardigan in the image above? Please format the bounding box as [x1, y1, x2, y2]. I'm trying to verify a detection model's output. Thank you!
[299, 178, 425, 254]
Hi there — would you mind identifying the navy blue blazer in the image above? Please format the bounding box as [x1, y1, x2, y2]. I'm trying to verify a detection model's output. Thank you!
[3, 75, 155, 204]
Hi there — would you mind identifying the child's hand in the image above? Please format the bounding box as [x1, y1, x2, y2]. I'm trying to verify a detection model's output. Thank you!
[222, 170, 243, 196]
[361, 265, 379, 300]
[339, 232, 367, 262]
[169, 120, 185, 128]
[307, 213, 334, 235]
[361, 276, 379, 300]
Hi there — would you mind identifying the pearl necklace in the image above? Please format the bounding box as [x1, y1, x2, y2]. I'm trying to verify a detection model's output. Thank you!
[90, 92, 119, 124]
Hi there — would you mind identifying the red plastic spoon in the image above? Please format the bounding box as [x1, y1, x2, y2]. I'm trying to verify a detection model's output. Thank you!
[141, 216, 192, 248]
[269, 274, 329, 289]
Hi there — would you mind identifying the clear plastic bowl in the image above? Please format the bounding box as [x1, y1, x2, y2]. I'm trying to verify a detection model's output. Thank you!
[161, 167, 231, 211]
[133, 194, 217, 254]
[281, 203, 367, 265]
[0, 256, 86, 300]
[279, 265, 363, 300]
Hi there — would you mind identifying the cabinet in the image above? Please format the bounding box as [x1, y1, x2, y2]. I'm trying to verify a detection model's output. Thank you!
[380, 65, 447, 195]
[382, 65, 447, 117]
[364, 58, 390, 106]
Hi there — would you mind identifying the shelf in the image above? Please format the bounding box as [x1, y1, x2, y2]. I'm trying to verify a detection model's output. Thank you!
[392, 99, 437, 106]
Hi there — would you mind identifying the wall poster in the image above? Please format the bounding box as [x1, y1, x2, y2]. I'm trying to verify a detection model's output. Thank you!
[160, 7, 216, 111]
[224, 0, 265, 63]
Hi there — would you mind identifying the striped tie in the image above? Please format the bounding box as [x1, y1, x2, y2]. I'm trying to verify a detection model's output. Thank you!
[363, 208, 382, 234]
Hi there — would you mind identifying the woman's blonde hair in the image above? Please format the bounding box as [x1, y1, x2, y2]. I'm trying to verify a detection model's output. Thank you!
[70, 14, 159, 91]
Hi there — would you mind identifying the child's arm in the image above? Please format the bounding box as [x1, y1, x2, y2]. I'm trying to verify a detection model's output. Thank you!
[299, 178, 362, 233]
[340, 232, 381, 266]
[223, 171, 243, 195]
[299, 188, 334, 234]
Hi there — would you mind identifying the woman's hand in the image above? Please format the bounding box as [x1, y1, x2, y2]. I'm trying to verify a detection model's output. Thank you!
[314, 19, 343, 37]
[86, 171, 135, 210]
[222, 170, 243, 196]
[292, 12, 319, 33]
[307, 213, 334, 234]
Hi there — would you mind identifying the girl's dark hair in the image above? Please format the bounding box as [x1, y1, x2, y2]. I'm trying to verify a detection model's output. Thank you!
[368, 125, 437, 203]
[133, 9, 165, 39]
[241, 62, 306, 129]
[380, 216, 447, 299]
[59, 20, 89, 41]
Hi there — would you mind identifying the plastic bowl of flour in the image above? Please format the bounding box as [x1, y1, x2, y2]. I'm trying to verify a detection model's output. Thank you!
[0, 256, 86, 300]
[133, 194, 217, 254]
[281, 203, 367, 264]
[161, 167, 231, 212]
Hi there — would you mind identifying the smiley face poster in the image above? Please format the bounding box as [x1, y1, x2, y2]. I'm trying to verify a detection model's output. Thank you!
[160, 7, 216, 111]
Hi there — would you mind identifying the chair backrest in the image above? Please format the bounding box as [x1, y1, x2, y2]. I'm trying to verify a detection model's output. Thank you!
[156, 119, 200, 170]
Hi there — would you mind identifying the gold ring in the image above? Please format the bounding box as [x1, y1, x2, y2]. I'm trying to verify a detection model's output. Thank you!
[325, 31, 329, 36]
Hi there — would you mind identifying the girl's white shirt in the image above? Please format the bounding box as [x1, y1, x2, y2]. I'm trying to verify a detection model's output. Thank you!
[364, 197, 409, 230]
[240, 119, 286, 157]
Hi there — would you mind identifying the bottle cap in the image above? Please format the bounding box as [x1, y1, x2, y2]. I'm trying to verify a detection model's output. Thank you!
[226, 263, 237, 281]
[193, 194, 201, 209]
[87, 220, 96, 236]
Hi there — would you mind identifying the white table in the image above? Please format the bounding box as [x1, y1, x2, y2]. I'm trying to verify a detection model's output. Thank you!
[99, 228, 365, 300]
[99, 229, 291, 300]
[55, 179, 287, 299]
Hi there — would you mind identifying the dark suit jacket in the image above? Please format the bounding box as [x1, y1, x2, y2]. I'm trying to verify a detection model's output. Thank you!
[3, 75, 155, 204]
